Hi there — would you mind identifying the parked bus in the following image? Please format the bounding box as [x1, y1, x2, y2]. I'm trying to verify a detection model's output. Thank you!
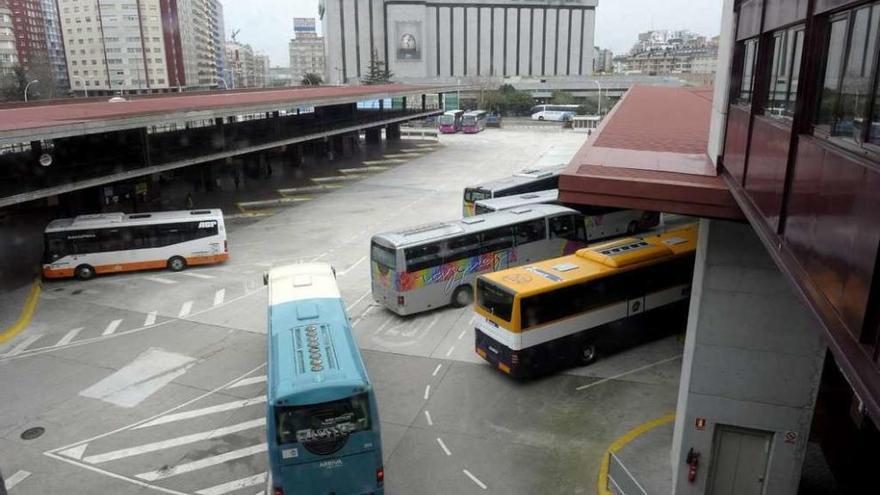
[473, 190, 661, 240]
[438, 109, 465, 133]
[42, 209, 228, 280]
[462, 165, 565, 216]
[473, 224, 697, 377]
[266, 263, 384, 495]
[462, 110, 489, 133]
[371, 204, 587, 316]
[530, 104, 580, 122]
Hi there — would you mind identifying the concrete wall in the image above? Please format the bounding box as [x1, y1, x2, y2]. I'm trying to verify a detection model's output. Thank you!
[671, 219, 826, 495]
[707, 0, 735, 166]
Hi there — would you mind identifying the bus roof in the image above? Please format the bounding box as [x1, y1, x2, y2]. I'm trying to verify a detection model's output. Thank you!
[464, 110, 487, 116]
[443, 109, 464, 115]
[474, 189, 559, 211]
[267, 263, 370, 405]
[466, 164, 566, 193]
[44, 209, 224, 233]
[372, 204, 578, 248]
[479, 224, 698, 297]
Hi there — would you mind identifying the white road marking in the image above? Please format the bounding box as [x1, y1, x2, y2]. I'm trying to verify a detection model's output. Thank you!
[423, 385, 431, 400]
[144, 277, 177, 285]
[457, 329, 466, 340]
[44, 453, 190, 495]
[372, 314, 396, 335]
[345, 290, 372, 312]
[102, 319, 123, 336]
[432, 363, 442, 377]
[180, 272, 215, 279]
[196, 473, 267, 495]
[58, 443, 89, 460]
[136, 443, 267, 481]
[436, 438, 451, 456]
[386, 327, 401, 336]
[424, 410, 433, 426]
[178, 301, 193, 318]
[213, 289, 226, 306]
[403, 314, 438, 338]
[144, 311, 157, 326]
[227, 375, 267, 389]
[468, 315, 477, 326]
[463, 469, 488, 490]
[445, 346, 455, 357]
[4, 470, 31, 490]
[80, 348, 197, 408]
[6, 335, 42, 356]
[135, 396, 267, 429]
[85, 419, 264, 464]
[338, 256, 366, 276]
[575, 354, 683, 391]
[55, 327, 84, 347]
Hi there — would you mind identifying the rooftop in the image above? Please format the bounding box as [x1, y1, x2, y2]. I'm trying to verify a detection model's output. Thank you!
[559, 85, 742, 220]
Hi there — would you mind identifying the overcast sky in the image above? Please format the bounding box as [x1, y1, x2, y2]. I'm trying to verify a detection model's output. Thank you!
[222, 0, 722, 68]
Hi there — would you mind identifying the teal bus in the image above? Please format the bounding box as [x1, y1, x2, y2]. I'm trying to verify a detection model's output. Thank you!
[266, 263, 384, 495]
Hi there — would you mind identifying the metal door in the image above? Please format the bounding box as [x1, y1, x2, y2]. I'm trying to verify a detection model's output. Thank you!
[707, 425, 772, 495]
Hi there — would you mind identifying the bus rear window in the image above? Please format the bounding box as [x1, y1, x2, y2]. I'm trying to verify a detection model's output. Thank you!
[275, 393, 372, 455]
[477, 279, 514, 321]
[370, 241, 396, 270]
[464, 188, 491, 203]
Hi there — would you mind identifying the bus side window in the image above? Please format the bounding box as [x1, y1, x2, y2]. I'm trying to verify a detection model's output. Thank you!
[446, 234, 481, 262]
[405, 243, 442, 272]
[514, 219, 546, 245]
[549, 215, 577, 240]
[480, 227, 515, 253]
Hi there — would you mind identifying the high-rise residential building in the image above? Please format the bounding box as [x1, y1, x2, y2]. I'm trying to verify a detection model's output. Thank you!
[289, 17, 324, 86]
[1, 0, 68, 95]
[225, 40, 254, 88]
[321, 0, 597, 85]
[210, 0, 225, 84]
[40, 0, 68, 91]
[253, 52, 268, 87]
[0, 5, 17, 77]
[592, 47, 612, 73]
[619, 29, 718, 75]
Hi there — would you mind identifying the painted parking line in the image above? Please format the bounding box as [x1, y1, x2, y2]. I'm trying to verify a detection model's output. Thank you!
[436, 437, 452, 456]
[55, 327, 84, 347]
[178, 301, 193, 318]
[179, 272, 215, 280]
[135, 396, 267, 429]
[338, 256, 366, 276]
[102, 319, 123, 336]
[196, 472, 267, 495]
[575, 355, 683, 391]
[4, 470, 31, 490]
[144, 311, 157, 326]
[213, 289, 226, 306]
[84, 419, 264, 464]
[6, 334, 42, 356]
[0, 279, 41, 345]
[445, 345, 455, 357]
[432, 364, 442, 377]
[144, 277, 177, 285]
[136, 443, 267, 481]
[463, 469, 488, 490]
[227, 375, 267, 389]
[424, 385, 431, 400]
[80, 348, 197, 408]
[425, 410, 433, 426]
[337, 166, 391, 174]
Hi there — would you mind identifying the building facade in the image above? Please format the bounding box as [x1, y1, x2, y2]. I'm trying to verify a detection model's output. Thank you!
[592, 46, 612, 72]
[289, 16, 324, 85]
[619, 29, 719, 75]
[0, 5, 16, 77]
[210, 0, 224, 84]
[1, 0, 69, 96]
[321, 0, 597, 85]
[224, 40, 253, 88]
[253, 52, 268, 87]
[40, 0, 68, 92]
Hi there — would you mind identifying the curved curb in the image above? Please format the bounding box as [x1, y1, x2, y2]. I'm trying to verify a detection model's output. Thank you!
[0, 278, 42, 344]
[597, 412, 676, 495]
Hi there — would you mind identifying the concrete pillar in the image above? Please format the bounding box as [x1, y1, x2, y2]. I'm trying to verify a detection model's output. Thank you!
[422, 94, 426, 111]
[386, 123, 401, 141]
[365, 127, 382, 145]
[286, 144, 303, 166]
[671, 219, 826, 495]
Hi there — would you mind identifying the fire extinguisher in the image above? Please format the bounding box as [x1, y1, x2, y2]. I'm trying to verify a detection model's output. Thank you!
[686, 448, 700, 483]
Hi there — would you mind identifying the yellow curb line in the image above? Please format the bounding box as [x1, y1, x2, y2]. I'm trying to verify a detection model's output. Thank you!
[0, 278, 42, 344]
[597, 413, 676, 495]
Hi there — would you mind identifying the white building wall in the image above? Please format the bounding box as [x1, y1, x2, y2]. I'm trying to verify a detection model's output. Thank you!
[491, 7, 504, 77]
[341, 0, 357, 83]
[557, 9, 571, 75]
[478, 7, 491, 77]
[465, 7, 478, 77]
[569, 8, 583, 76]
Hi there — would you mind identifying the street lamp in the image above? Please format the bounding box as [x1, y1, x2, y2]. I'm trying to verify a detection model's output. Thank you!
[24, 79, 39, 102]
[217, 77, 228, 90]
[73, 76, 88, 97]
[592, 80, 603, 116]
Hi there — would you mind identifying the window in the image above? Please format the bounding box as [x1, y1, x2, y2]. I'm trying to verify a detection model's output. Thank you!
[371, 242, 396, 270]
[476, 279, 513, 321]
[733, 38, 759, 106]
[274, 393, 371, 454]
[816, 3, 880, 144]
[404, 243, 441, 272]
[520, 278, 619, 329]
[445, 234, 481, 262]
[763, 26, 804, 120]
[514, 219, 546, 245]
[480, 227, 515, 254]
[549, 214, 585, 241]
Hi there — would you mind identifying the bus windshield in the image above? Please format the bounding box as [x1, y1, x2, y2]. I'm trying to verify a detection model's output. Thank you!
[477, 279, 514, 321]
[464, 188, 491, 202]
[439, 114, 455, 125]
[371, 242, 396, 269]
[462, 115, 476, 125]
[275, 393, 372, 455]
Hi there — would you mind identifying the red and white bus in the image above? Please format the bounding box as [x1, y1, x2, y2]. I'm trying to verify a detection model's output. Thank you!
[43, 209, 228, 280]
[462, 110, 488, 133]
[438, 110, 464, 133]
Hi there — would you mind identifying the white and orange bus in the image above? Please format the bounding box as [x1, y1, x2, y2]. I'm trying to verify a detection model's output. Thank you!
[43, 209, 228, 280]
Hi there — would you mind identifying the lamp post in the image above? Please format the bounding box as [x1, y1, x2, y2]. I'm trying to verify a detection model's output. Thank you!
[24, 79, 39, 102]
[593, 80, 603, 116]
[217, 77, 228, 90]
[73, 76, 88, 97]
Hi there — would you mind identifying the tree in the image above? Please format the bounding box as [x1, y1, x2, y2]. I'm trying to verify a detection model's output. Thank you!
[301, 72, 323, 86]
[361, 49, 393, 85]
[551, 90, 576, 105]
[0, 66, 29, 102]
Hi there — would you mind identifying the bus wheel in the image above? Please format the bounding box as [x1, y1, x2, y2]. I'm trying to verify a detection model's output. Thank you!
[452, 285, 473, 307]
[74, 264, 96, 280]
[168, 256, 187, 272]
[578, 342, 598, 365]
[627, 221, 639, 234]
[538, 116, 545, 121]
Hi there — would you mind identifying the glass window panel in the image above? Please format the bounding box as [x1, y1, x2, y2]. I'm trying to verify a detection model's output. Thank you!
[833, 6, 880, 142]
[817, 17, 849, 127]
[735, 38, 758, 105]
[764, 26, 805, 120]
[870, 69, 880, 144]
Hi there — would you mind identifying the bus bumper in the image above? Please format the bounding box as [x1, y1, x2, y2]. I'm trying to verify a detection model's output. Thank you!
[474, 329, 523, 377]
